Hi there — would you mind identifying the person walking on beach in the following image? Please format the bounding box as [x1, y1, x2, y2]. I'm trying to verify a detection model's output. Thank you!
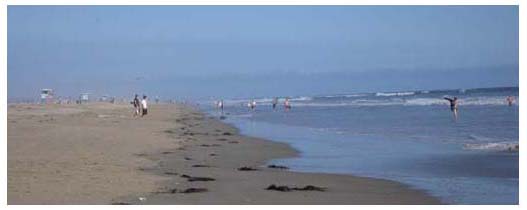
[272, 97, 278, 110]
[141, 95, 148, 117]
[506, 96, 515, 106]
[443, 96, 458, 120]
[132, 94, 140, 117]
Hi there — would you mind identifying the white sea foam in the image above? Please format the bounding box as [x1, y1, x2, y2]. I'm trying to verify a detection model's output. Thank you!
[463, 142, 519, 152]
[289, 96, 516, 107]
[405, 98, 449, 106]
[375, 91, 415, 97]
[290, 96, 312, 101]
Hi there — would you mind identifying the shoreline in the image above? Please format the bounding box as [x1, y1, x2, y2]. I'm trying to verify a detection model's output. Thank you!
[118, 104, 441, 204]
[7, 103, 441, 204]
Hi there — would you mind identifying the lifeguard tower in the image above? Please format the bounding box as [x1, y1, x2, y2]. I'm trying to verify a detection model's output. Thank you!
[79, 93, 90, 104]
[40, 89, 54, 104]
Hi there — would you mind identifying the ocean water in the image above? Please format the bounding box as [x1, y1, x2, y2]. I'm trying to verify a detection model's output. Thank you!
[204, 87, 519, 204]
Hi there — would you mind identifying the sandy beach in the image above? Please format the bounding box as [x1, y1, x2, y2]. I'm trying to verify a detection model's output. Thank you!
[7, 103, 440, 204]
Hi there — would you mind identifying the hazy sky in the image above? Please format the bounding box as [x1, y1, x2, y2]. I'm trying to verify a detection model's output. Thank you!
[8, 6, 518, 100]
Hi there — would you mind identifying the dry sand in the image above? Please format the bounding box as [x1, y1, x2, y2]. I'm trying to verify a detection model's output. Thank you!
[7, 103, 440, 204]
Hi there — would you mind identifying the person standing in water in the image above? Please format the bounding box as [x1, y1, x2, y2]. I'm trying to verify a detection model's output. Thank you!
[272, 97, 278, 110]
[506, 96, 515, 106]
[284, 97, 291, 111]
[141, 95, 148, 117]
[443, 96, 458, 120]
[218, 99, 224, 115]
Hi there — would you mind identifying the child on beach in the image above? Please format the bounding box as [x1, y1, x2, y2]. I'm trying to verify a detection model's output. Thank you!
[141, 95, 148, 117]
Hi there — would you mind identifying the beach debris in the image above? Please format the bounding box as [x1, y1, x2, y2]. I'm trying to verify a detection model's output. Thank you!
[164, 129, 176, 134]
[266, 185, 291, 192]
[159, 188, 208, 194]
[294, 185, 326, 191]
[191, 164, 211, 168]
[209, 153, 218, 156]
[223, 132, 233, 136]
[180, 174, 215, 182]
[181, 188, 208, 193]
[138, 197, 147, 202]
[265, 184, 326, 192]
[184, 157, 192, 160]
[237, 166, 259, 171]
[267, 165, 289, 170]
[217, 138, 228, 141]
[134, 153, 148, 157]
[200, 144, 210, 147]
[111, 202, 131, 205]
[164, 172, 179, 175]
[161, 151, 174, 154]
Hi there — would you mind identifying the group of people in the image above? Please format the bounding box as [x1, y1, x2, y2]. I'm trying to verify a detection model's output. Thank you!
[443, 95, 516, 120]
[214, 97, 292, 114]
[132, 94, 148, 117]
[245, 97, 291, 111]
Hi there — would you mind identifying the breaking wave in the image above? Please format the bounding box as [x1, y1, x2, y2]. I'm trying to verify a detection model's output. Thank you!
[375, 91, 415, 97]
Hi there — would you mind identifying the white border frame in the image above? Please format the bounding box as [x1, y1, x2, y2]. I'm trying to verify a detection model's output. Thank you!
[1, 1, 523, 209]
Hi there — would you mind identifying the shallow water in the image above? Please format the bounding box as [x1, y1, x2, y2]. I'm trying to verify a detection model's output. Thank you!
[205, 87, 519, 204]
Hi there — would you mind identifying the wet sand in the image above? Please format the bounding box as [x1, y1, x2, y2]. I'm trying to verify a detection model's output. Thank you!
[7, 103, 440, 204]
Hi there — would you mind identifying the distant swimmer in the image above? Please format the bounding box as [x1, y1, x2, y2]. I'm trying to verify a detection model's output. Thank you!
[272, 97, 278, 110]
[506, 96, 515, 106]
[443, 96, 458, 120]
[284, 97, 291, 111]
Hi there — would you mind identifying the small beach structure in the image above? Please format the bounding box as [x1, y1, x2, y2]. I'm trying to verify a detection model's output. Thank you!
[40, 89, 54, 104]
[99, 95, 109, 102]
[79, 93, 90, 104]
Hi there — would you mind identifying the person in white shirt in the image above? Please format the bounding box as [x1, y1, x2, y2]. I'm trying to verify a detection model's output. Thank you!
[141, 95, 148, 117]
